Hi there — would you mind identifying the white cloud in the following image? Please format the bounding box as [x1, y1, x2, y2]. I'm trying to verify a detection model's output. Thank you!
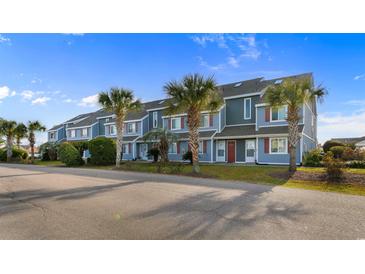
[346, 99, 365, 106]
[63, 98, 77, 103]
[354, 74, 365, 80]
[0, 86, 16, 102]
[21, 90, 35, 100]
[191, 34, 263, 70]
[0, 34, 11, 45]
[31, 96, 50, 105]
[197, 57, 224, 71]
[318, 111, 365, 143]
[78, 94, 99, 107]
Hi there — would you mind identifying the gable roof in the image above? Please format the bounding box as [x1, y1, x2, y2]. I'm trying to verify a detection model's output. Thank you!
[331, 136, 365, 145]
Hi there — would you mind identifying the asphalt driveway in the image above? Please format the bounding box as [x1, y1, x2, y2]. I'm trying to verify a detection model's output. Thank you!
[0, 163, 365, 239]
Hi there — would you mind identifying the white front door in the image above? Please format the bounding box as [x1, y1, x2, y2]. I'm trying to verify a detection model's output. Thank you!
[245, 140, 256, 163]
[140, 144, 148, 160]
[216, 140, 225, 162]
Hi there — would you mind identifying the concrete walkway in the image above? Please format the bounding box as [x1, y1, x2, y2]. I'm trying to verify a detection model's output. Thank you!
[0, 163, 365, 239]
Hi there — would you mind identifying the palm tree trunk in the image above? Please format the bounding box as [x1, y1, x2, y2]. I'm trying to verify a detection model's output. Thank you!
[188, 109, 200, 173]
[6, 136, 12, 162]
[115, 116, 124, 168]
[30, 143, 35, 163]
[287, 107, 299, 172]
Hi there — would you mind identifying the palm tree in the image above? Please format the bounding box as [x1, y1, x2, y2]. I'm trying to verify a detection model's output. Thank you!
[265, 77, 326, 172]
[27, 121, 46, 162]
[143, 128, 177, 163]
[0, 120, 17, 161]
[98, 87, 142, 167]
[14, 123, 28, 148]
[164, 73, 223, 173]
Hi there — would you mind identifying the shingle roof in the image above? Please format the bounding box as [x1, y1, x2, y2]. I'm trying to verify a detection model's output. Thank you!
[215, 125, 304, 138]
[48, 124, 63, 131]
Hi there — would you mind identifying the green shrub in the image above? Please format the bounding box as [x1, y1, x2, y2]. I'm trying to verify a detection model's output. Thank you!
[0, 147, 28, 161]
[345, 160, 365, 169]
[88, 137, 116, 165]
[147, 147, 160, 162]
[182, 151, 193, 164]
[58, 142, 84, 166]
[39, 142, 59, 161]
[329, 146, 345, 159]
[303, 149, 323, 167]
[322, 140, 344, 153]
[341, 147, 355, 161]
[323, 152, 344, 182]
[72, 141, 89, 157]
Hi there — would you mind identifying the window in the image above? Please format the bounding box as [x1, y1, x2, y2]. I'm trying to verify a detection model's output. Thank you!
[110, 125, 116, 135]
[169, 142, 177, 154]
[244, 98, 251, 119]
[200, 114, 209, 128]
[81, 128, 88, 137]
[69, 129, 76, 138]
[271, 106, 287, 121]
[171, 118, 181, 130]
[198, 140, 203, 154]
[127, 123, 136, 133]
[105, 118, 110, 123]
[122, 144, 129, 154]
[50, 132, 55, 139]
[270, 138, 287, 154]
[153, 112, 158, 128]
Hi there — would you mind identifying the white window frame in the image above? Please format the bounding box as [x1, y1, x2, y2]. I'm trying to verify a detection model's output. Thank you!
[50, 132, 56, 139]
[169, 142, 177, 154]
[198, 140, 204, 154]
[109, 125, 116, 135]
[200, 114, 209, 128]
[69, 129, 76, 138]
[171, 117, 181, 130]
[270, 106, 288, 122]
[244, 98, 251, 120]
[127, 123, 136, 134]
[216, 140, 225, 162]
[81, 128, 88, 137]
[153, 111, 158, 128]
[269, 137, 288, 154]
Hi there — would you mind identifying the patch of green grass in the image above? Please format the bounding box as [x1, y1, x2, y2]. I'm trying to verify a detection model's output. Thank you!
[33, 160, 65, 167]
[284, 179, 365, 196]
[298, 166, 365, 175]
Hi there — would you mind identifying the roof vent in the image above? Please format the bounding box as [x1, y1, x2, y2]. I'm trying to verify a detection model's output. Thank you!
[234, 82, 242, 87]
[158, 100, 165, 104]
[275, 79, 283, 84]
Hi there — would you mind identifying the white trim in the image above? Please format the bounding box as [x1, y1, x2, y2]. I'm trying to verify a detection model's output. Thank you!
[255, 106, 258, 131]
[66, 125, 92, 130]
[302, 132, 316, 142]
[216, 140, 226, 162]
[258, 123, 304, 128]
[147, 106, 168, 112]
[223, 91, 262, 100]
[244, 97, 252, 120]
[171, 117, 181, 130]
[255, 103, 269, 107]
[218, 108, 221, 133]
[214, 133, 292, 140]
[227, 140, 236, 163]
[64, 116, 89, 125]
[300, 136, 303, 161]
[269, 137, 288, 154]
[255, 137, 259, 162]
[168, 142, 178, 154]
[257, 162, 300, 166]
[152, 111, 158, 128]
[245, 139, 256, 163]
[270, 105, 288, 123]
[225, 123, 255, 127]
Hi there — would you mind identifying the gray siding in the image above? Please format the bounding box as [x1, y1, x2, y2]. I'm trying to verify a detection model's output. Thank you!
[302, 135, 316, 155]
[148, 110, 163, 131]
[66, 127, 91, 141]
[92, 123, 99, 138]
[220, 105, 226, 131]
[162, 113, 219, 132]
[225, 95, 259, 125]
[142, 116, 149, 135]
[303, 103, 316, 139]
[236, 139, 246, 162]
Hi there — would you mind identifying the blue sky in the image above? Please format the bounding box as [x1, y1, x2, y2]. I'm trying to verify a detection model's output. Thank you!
[0, 33, 364, 144]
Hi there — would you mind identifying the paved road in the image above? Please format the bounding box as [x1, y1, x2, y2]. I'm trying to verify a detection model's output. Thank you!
[1, 163, 365, 239]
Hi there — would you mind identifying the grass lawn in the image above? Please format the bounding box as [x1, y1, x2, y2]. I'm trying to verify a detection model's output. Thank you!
[27, 160, 365, 196]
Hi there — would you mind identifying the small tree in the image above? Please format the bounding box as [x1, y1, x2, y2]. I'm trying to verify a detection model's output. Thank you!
[14, 123, 28, 148]
[27, 121, 46, 163]
[265, 77, 327, 172]
[0, 120, 17, 161]
[143, 128, 177, 163]
[98, 88, 142, 167]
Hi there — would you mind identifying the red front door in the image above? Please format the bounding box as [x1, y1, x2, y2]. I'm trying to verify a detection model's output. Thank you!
[227, 141, 236, 163]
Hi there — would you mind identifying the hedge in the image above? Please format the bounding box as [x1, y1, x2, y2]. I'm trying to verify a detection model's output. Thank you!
[58, 142, 84, 166]
[88, 137, 116, 165]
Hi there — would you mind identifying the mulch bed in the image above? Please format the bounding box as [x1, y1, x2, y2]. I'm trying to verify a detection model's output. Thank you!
[271, 170, 365, 185]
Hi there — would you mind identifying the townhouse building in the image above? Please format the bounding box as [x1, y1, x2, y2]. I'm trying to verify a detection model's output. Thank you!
[47, 73, 317, 165]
